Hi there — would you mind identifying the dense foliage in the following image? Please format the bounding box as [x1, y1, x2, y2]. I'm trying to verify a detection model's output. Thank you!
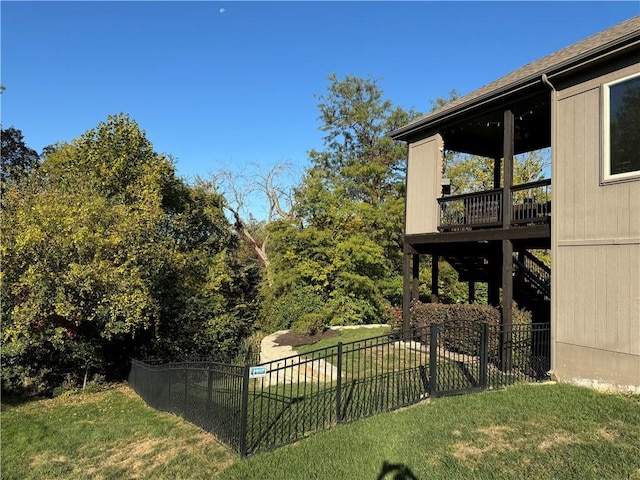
[388, 300, 533, 359]
[1, 116, 256, 396]
[259, 75, 420, 332]
[1, 127, 40, 201]
[1, 76, 550, 396]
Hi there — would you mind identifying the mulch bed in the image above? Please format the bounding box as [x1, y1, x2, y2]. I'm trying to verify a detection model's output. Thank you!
[274, 329, 339, 348]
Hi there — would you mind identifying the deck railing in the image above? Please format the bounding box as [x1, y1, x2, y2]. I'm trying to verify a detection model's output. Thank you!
[438, 179, 551, 231]
[514, 250, 551, 298]
[510, 179, 552, 225]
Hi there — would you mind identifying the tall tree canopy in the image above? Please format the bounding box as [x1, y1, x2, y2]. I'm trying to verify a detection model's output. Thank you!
[1, 114, 254, 395]
[260, 75, 421, 331]
[1, 127, 40, 200]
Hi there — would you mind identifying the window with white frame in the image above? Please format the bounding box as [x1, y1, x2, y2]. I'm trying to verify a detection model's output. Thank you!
[602, 72, 640, 182]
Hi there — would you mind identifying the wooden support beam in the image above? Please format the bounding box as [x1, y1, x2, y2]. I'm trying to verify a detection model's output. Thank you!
[431, 254, 439, 303]
[501, 109, 515, 372]
[469, 281, 476, 304]
[405, 223, 550, 247]
[402, 249, 411, 332]
[502, 109, 514, 230]
[412, 254, 420, 301]
[493, 157, 502, 189]
[488, 249, 500, 307]
[501, 239, 514, 371]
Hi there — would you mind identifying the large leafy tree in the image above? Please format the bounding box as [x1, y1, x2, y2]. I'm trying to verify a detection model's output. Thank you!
[1, 114, 252, 395]
[260, 75, 420, 331]
[1, 127, 40, 200]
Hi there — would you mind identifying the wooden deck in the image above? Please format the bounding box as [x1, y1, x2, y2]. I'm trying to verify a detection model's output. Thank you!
[438, 179, 551, 232]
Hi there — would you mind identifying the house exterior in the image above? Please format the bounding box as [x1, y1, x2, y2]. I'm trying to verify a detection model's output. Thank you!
[391, 17, 640, 392]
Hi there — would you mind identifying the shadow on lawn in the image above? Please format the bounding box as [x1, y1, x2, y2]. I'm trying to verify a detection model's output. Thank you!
[377, 461, 418, 480]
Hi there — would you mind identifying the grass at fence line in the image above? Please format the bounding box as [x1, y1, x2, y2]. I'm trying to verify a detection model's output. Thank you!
[1, 385, 237, 480]
[221, 383, 640, 480]
[3, 383, 639, 479]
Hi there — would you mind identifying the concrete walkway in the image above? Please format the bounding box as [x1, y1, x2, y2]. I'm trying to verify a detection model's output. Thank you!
[259, 324, 388, 385]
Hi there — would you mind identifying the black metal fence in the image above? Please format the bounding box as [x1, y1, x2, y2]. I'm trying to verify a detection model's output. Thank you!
[128, 322, 550, 456]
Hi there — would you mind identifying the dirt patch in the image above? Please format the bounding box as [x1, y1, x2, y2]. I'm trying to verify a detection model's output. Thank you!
[452, 426, 517, 461]
[596, 427, 620, 442]
[31, 452, 69, 468]
[98, 437, 166, 476]
[274, 329, 339, 347]
[87, 432, 233, 478]
[538, 431, 579, 451]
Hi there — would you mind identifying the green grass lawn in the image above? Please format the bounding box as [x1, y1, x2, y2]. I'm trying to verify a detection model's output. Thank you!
[3, 383, 639, 480]
[224, 383, 640, 480]
[0, 386, 238, 480]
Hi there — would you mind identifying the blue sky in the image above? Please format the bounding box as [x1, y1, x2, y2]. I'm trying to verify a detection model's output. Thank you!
[2, 1, 638, 198]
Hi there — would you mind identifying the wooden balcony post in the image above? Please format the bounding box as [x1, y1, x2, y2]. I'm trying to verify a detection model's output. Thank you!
[412, 254, 420, 301]
[431, 254, 439, 303]
[493, 157, 501, 189]
[502, 109, 514, 229]
[403, 247, 411, 332]
[501, 109, 514, 371]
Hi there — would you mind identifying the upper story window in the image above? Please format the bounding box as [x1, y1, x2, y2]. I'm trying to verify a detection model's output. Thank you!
[602, 72, 640, 183]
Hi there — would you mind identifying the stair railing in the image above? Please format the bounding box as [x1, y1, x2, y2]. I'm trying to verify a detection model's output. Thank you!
[513, 251, 550, 298]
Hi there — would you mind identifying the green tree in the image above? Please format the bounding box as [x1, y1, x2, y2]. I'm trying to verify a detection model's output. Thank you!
[1, 114, 252, 395]
[1, 127, 40, 200]
[260, 75, 420, 331]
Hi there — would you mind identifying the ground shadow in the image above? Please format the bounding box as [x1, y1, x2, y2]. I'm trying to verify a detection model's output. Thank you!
[376, 461, 418, 480]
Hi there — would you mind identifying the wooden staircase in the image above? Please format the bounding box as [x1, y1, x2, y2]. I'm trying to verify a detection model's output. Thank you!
[513, 251, 550, 324]
[443, 250, 551, 323]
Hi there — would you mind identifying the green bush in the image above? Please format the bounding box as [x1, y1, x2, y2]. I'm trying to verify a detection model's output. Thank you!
[291, 313, 328, 336]
[395, 301, 533, 359]
[261, 286, 327, 332]
[410, 301, 500, 329]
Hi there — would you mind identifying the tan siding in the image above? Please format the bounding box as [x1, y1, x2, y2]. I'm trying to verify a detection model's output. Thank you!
[405, 135, 443, 235]
[582, 246, 597, 348]
[556, 65, 640, 244]
[557, 63, 640, 102]
[594, 247, 608, 351]
[555, 342, 640, 391]
[631, 187, 640, 238]
[617, 248, 631, 353]
[630, 251, 640, 356]
[573, 92, 587, 241]
[583, 90, 599, 237]
[556, 97, 572, 241]
[557, 244, 640, 356]
[556, 248, 574, 344]
[604, 247, 618, 352]
[616, 187, 631, 239]
[573, 248, 586, 346]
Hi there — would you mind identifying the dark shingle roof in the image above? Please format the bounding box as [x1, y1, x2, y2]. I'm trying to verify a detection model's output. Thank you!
[391, 16, 640, 140]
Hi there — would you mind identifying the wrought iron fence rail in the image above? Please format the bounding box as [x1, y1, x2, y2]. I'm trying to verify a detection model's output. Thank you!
[129, 322, 550, 456]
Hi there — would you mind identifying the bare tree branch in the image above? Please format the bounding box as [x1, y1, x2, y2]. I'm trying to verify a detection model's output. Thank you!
[213, 162, 301, 271]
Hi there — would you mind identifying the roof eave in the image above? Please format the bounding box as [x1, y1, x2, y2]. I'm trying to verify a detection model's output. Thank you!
[390, 27, 640, 142]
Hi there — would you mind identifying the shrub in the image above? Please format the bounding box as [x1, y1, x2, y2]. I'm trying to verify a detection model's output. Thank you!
[388, 301, 533, 359]
[291, 313, 328, 336]
[261, 286, 327, 331]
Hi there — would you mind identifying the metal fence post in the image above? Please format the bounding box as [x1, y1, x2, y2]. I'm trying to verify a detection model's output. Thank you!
[239, 364, 250, 457]
[131, 359, 137, 390]
[207, 366, 214, 430]
[184, 368, 188, 416]
[167, 366, 172, 412]
[429, 323, 439, 397]
[336, 342, 343, 424]
[479, 323, 488, 390]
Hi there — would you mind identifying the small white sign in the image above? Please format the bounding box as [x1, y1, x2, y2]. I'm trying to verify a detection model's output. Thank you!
[249, 366, 268, 378]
